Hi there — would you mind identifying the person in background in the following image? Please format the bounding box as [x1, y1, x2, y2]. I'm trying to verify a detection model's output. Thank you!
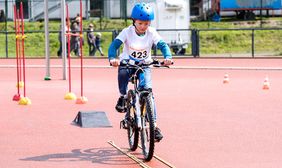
[71, 14, 84, 57]
[0, 10, 5, 22]
[57, 20, 70, 57]
[74, 13, 81, 24]
[93, 32, 104, 56]
[70, 21, 81, 56]
[87, 23, 96, 56]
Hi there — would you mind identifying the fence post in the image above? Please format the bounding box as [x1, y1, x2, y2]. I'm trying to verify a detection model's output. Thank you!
[5, 0, 8, 58]
[251, 29, 254, 58]
[192, 29, 199, 57]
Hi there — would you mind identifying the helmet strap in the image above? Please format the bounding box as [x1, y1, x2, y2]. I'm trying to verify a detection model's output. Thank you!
[132, 19, 145, 36]
[135, 29, 145, 36]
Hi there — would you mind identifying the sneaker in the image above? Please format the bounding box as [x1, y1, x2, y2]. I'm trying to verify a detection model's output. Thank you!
[115, 96, 126, 113]
[155, 127, 163, 142]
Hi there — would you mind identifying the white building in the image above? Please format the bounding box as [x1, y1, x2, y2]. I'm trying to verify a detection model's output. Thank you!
[0, 0, 191, 21]
[0, 0, 86, 21]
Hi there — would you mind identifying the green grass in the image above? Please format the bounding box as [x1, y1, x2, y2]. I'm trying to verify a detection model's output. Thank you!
[0, 18, 129, 58]
[199, 29, 282, 55]
[0, 17, 282, 58]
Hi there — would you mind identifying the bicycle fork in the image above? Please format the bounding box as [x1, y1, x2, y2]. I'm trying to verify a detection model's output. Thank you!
[135, 95, 142, 129]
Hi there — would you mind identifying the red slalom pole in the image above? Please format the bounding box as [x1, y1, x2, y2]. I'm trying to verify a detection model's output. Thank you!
[79, 0, 83, 97]
[20, 2, 26, 97]
[67, 4, 72, 93]
[76, 0, 88, 104]
[17, 9, 22, 86]
[64, 4, 76, 100]
[12, 5, 21, 101]
[18, 2, 31, 105]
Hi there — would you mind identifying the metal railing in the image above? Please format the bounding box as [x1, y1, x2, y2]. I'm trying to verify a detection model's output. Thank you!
[1, 27, 282, 58]
[196, 27, 282, 58]
[0, 29, 116, 58]
[156, 27, 282, 58]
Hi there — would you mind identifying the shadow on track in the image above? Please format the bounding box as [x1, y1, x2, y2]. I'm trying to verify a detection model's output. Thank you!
[20, 147, 135, 166]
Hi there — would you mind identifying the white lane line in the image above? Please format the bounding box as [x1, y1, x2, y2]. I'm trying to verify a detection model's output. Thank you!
[1, 64, 282, 70]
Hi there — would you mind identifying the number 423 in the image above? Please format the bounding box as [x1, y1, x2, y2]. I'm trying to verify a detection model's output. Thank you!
[131, 51, 147, 58]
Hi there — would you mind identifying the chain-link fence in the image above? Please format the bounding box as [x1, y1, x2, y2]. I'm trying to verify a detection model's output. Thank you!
[198, 28, 282, 57]
[0, 0, 282, 58]
[2, 27, 281, 58]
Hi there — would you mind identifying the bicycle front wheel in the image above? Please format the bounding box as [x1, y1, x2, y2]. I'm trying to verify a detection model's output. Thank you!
[140, 96, 155, 161]
[126, 90, 139, 151]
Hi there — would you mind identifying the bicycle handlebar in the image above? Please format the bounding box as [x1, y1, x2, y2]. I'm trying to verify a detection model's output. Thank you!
[111, 59, 173, 68]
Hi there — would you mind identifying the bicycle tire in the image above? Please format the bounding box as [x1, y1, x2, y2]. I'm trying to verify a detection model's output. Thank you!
[140, 95, 155, 161]
[126, 90, 139, 151]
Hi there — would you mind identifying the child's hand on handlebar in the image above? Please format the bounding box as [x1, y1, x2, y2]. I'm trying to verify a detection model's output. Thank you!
[163, 58, 173, 66]
[110, 59, 119, 67]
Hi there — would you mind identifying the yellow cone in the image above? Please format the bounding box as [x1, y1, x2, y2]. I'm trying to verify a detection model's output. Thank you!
[18, 97, 31, 105]
[64, 92, 77, 100]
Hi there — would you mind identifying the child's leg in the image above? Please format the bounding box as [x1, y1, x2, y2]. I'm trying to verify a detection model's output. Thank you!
[98, 47, 104, 56]
[90, 44, 95, 56]
[138, 68, 157, 121]
[118, 67, 131, 95]
[93, 46, 97, 56]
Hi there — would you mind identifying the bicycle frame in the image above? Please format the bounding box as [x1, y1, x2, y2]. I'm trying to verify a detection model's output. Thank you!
[122, 61, 152, 129]
[119, 59, 170, 161]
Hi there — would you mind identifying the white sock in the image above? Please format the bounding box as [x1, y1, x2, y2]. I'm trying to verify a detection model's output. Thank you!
[154, 122, 157, 127]
[120, 94, 127, 98]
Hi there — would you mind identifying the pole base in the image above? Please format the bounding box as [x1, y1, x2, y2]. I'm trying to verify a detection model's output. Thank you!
[18, 97, 31, 105]
[64, 92, 77, 100]
[76, 96, 88, 104]
[13, 94, 21, 101]
[44, 76, 52, 80]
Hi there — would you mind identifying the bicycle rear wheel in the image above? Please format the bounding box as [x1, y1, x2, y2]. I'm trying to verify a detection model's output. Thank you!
[140, 96, 155, 161]
[126, 90, 139, 151]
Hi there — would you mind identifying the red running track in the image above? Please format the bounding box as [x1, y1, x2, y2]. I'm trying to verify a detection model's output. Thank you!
[1, 58, 282, 168]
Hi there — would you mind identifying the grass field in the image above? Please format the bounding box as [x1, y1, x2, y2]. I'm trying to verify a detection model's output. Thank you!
[0, 17, 282, 58]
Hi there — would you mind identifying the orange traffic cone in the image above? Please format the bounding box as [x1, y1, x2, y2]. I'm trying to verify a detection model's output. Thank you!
[76, 96, 88, 104]
[223, 74, 229, 84]
[263, 77, 270, 90]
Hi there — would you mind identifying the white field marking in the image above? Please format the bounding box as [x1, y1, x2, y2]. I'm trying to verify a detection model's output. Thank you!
[138, 145, 176, 168]
[107, 140, 151, 168]
[1, 64, 282, 71]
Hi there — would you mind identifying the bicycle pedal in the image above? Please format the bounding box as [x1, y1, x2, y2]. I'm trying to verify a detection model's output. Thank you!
[154, 136, 163, 142]
[154, 139, 161, 143]
[120, 120, 128, 129]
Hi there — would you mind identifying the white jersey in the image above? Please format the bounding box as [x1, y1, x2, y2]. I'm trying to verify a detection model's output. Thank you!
[116, 25, 162, 62]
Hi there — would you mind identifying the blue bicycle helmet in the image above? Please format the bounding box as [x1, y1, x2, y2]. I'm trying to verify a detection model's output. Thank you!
[131, 3, 154, 21]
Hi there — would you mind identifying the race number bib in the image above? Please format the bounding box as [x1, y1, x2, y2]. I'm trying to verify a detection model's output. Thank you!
[131, 50, 147, 59]
[129, 46, 149, 60]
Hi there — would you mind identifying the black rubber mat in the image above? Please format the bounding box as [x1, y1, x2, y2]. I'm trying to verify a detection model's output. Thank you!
[73, 111, 112, 128]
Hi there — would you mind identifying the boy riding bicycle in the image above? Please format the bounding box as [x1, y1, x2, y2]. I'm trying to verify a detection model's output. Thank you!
[108, 2, 173, 141]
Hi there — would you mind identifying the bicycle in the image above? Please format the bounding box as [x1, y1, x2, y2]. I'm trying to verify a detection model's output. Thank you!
[118, 59, 171, 161]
